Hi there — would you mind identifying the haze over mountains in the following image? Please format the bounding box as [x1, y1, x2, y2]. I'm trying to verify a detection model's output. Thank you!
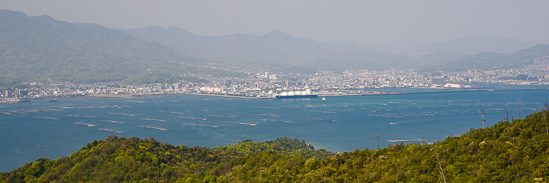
[1, 9, 549, 85]
[427, 44, 549, 72]
[425, 36, 541, 54]
[122, 26, 549, 71]
[123, 26, 456, 70]
[123, 26, 387, 68]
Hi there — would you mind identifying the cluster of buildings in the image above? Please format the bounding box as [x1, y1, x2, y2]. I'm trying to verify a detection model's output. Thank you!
[2, 60, 549, 102]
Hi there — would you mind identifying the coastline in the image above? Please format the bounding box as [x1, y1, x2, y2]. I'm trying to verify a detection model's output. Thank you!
[2, 85, 545, 103]
[84, 94, 160, 98]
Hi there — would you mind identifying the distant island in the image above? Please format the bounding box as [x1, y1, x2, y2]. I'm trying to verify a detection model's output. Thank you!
[2, 110, 548, 182]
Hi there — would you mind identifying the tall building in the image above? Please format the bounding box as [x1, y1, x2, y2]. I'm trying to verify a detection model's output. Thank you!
[4, 90, 13, 97]
[14, 89, 28, 97]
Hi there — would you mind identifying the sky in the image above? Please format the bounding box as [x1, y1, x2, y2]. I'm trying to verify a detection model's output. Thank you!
[2, 0, 549, 45]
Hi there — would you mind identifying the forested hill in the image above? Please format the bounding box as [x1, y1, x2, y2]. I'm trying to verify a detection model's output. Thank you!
[2, 111, 549, 182]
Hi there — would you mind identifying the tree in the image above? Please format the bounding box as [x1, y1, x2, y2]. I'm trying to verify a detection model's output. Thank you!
[374, 133, 380, 155]
[480, 109, 486, 128]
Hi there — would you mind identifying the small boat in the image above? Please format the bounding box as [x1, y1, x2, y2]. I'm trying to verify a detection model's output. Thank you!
[48, 99, 57, 102]
[321, 97, 326, 101]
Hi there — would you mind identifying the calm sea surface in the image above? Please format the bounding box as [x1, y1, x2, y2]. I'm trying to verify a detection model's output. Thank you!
[1, 85, 548, 171]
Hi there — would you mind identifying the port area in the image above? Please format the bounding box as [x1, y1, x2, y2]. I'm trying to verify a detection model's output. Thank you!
[0, 98, 20, 103]
[0, 91, 402, 102]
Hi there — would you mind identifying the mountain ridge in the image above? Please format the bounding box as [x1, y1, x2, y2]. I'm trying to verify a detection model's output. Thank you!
[425, 36, 539, 54]
[124, 26, 549, 72]
[123, 26, 423, 71]
[425, 44, 549, 71]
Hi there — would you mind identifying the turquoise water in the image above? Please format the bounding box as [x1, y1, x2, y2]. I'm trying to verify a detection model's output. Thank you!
[1, 85, 548, 171]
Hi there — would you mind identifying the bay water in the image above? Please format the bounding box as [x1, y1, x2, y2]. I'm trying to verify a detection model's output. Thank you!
[1, 85, 548, 172]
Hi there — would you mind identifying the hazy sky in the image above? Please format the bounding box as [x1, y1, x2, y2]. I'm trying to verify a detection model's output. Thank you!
[2, 0, 549, 45]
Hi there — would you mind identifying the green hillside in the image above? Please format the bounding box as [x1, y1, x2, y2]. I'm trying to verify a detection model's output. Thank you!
[2, 110, 549, 182]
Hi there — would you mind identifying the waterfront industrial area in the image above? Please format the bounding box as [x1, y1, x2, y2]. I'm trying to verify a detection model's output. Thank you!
[2, 63, 549, 103]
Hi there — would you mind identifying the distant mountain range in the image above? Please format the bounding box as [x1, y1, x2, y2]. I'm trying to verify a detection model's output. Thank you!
[123, 26, 371, 64]
[123, 27, 473, 71]
[373, 36, 544, 55]
[123, 26, 404, 70]
[1, 9, 549, 86]
[425, 44, 549, 71]
[425, 36, 542, 54]
[124, 26, 549, 72]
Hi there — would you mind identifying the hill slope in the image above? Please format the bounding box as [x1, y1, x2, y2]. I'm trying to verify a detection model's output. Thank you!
[2, 110, 549, 182]
[425, 44, 549, 71]
[0, 10, 207, 86]
[425, 36, 538, 54]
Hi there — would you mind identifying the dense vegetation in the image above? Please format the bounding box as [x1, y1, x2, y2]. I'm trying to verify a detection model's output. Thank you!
[2, 110, 549, 182]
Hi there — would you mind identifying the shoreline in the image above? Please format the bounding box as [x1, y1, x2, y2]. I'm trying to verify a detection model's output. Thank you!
[2, 85, 545, 103]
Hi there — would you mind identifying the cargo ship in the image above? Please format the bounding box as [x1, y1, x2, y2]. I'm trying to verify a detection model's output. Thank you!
[275, 90, 317, 99]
